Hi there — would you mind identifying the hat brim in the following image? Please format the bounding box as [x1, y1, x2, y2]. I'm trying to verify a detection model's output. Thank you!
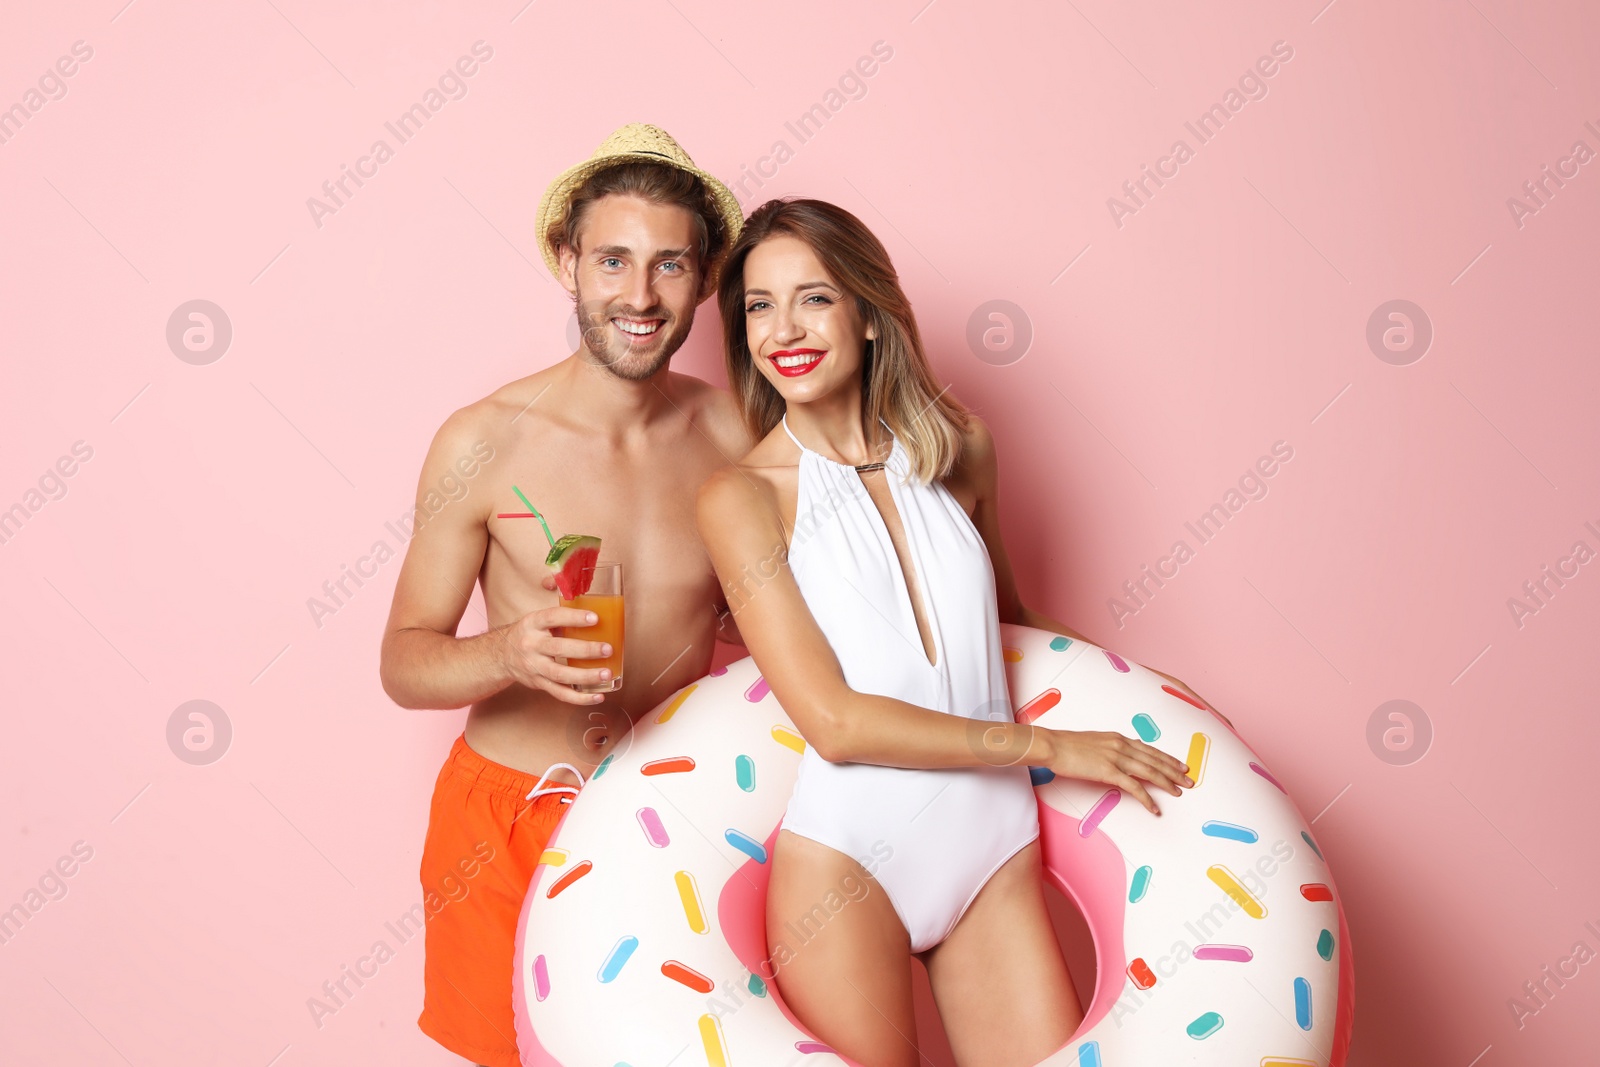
[535, 152, 745, 303]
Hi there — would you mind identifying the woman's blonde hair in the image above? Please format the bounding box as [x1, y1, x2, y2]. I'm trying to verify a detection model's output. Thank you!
[717, 198, 970, 484]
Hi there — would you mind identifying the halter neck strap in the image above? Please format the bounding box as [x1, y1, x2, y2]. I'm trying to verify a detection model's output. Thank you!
[781, 413, 895, 469]
[780, 412, 806, 452]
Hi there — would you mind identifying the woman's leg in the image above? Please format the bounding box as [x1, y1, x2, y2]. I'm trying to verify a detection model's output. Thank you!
[767, 829, 921, 1067]
[921, 840, 1082, 1067]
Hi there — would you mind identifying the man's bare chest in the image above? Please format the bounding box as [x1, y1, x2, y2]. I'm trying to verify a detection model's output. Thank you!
[482, 444, 721, 611]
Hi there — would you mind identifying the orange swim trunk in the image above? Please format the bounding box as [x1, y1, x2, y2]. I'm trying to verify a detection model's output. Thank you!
[417, 734, 577, 1067]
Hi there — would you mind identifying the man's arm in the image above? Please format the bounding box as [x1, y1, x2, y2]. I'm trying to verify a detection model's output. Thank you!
[378, 410, 611, 710]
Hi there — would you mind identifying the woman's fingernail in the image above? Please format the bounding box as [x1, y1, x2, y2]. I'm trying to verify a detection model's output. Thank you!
[587, 613, 598, 623]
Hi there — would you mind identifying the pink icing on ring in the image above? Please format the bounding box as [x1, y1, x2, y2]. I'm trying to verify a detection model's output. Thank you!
[637, 806, 669, 847]
[1194, 944, 1254, 962]
[1079, 789, 1121, 837]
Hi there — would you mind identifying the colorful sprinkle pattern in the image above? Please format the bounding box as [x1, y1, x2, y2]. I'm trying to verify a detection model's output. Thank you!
[596, 935, 637, 983]
[516, 629, 1348, 1065]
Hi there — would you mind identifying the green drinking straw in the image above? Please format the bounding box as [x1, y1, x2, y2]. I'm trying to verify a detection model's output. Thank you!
[512, 485, 557, 550]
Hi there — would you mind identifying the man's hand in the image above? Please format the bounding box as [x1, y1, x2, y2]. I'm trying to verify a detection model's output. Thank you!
[499, 573, 614, 704]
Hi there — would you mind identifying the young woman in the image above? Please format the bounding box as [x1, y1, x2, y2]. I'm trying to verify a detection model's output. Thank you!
[694, 199, 1198, 1067]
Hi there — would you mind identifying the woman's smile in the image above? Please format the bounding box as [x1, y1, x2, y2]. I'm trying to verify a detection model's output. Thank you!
[769, 347, 827, 376]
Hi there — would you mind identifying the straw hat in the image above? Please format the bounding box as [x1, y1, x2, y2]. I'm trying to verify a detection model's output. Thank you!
[535, 123, 745, 300]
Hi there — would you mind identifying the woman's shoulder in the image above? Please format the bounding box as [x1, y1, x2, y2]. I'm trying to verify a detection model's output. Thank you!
[695, 462, 764, 516]
[695, 428, 793, 539]
[956, 411, 996, 459]
[944, 410, 999, 492]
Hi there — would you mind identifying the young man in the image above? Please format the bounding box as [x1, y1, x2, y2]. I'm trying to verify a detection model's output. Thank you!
[379, 123, 752, 1067]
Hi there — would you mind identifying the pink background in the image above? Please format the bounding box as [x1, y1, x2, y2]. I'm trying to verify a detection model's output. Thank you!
[3, 1, 1597, 1064]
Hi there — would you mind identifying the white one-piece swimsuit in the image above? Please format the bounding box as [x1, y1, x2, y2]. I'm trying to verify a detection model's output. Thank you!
[776, 413, 1040, 953]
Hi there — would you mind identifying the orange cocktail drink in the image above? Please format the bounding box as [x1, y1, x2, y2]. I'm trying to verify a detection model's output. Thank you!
[559, 560, 623, 692]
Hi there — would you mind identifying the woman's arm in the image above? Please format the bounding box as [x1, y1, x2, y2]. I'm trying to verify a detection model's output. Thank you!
[961, 414, 1231, 726]
[694, 463, 1193, 813]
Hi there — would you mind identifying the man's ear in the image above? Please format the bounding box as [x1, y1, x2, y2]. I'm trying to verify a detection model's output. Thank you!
[556, 243, 580, 296]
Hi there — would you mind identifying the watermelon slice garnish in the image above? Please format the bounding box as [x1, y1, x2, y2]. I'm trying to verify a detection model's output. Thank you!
[546, 533, 601, 600]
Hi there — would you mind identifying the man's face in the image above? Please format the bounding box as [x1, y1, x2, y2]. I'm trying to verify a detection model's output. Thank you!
[559, 194, 706, 381]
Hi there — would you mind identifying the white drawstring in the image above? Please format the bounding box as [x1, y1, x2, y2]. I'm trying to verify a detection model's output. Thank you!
[526, 761, 587, 804]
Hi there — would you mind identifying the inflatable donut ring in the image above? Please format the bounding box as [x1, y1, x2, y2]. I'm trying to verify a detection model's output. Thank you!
[514, 626, 1354, 1065]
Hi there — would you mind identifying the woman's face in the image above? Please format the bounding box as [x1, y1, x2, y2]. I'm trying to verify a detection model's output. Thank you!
[741, 234, 876, 404]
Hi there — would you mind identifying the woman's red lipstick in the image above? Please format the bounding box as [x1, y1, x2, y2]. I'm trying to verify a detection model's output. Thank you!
[769, 348, 826, 377]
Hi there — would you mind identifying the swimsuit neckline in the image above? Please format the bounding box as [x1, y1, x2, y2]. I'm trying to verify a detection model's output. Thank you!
[781, 413, 902, 473]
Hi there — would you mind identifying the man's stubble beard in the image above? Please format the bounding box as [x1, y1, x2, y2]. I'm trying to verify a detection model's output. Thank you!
[572, 279, 696, 383]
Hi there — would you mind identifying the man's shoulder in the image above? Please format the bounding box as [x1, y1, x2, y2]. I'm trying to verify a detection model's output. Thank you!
[662, 370, 752, 456]
[662, 369, 736, 414]
[437, 366, 563, 443]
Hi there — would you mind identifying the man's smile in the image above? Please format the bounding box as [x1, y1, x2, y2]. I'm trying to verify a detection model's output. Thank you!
[614, 315, 665, 342]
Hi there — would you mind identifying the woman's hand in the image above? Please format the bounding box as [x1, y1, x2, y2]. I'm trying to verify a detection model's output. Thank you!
[1038, 728, 1195, 815]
